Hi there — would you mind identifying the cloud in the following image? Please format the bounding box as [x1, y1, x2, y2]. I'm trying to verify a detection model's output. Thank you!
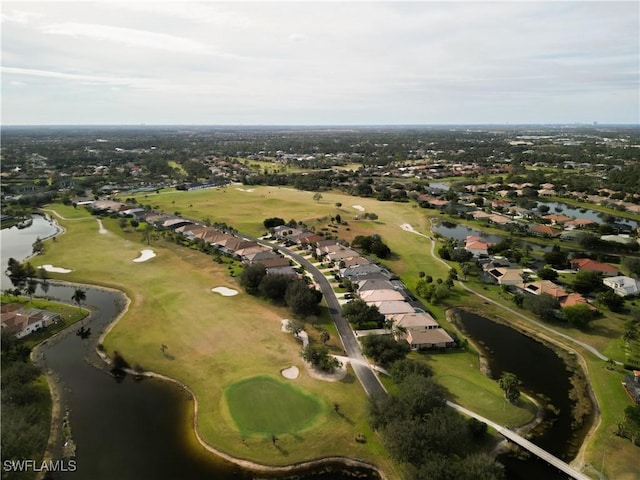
[40, 22, 215, 55]
[1, 9, 43, 24]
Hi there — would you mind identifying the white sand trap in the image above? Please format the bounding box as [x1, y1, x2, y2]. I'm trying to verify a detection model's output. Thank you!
[281, 366, 299, 379]
[39, 264, 72, 273]
[133, 249, 156, 262]
[352, 204, 365, 211]
[235, 188, 255, 192]
[211, 286, 238, 296]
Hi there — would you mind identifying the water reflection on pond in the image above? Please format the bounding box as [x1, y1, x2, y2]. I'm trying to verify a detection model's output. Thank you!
[455, 310, 592, 480]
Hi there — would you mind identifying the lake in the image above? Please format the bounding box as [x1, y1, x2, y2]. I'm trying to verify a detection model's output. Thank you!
[455, 310, 593, 480]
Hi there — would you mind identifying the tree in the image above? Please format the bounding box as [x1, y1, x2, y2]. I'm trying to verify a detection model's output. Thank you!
[263, 217, 285, 229]
[572, 270, 604, 295]
[342, 299, 385, 328]
[498, 372, 520, 403]
[286, 320, 304, 337]
[361, 335, 410, 366]
[597, 289, 625, 312]
[390, 359, 433, 383]
[538, 266, 558, 281]
[71, 288, 86, 310]
[302, 344, 340, 372]
[258, 274, 291, 301]
[335, 202, 342, 208]
[320, 330, 330, 345]
[562, 304, 598, 328]
[239, 264, 267, 295]
[522, 293, 560, 321]
[285, 280, 321, 316]
[313, 192, 323, 202]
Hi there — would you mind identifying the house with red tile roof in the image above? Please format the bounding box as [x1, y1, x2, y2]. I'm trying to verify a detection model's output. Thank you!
[464, 235, 494, 257]
[570, 258, 619, 277]
[530, 224, 562, 237]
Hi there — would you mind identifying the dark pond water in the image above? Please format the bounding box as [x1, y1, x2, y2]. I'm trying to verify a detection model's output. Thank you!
[3, 222, 380, 480]
[456, 310, 591, 480]
[433, 223, 552, 253]
[536, 201, 638, 229]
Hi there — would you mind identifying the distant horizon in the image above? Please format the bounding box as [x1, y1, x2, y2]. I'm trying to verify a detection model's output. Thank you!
[3, 122, 639, 129]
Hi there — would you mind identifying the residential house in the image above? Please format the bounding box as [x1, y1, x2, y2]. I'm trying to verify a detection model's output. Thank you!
[518, 280, 567, 300]
[359, 289, 406, 303]
[603, 276, 640, 297]
[486, 267, 529, 286]
[600, 234, 636, 245]
[370, 301, 415, 316]
[1, 308, 61, 339]
[406, 328, 455, 349]
[570, 258, 619, 277]
[623, 371, 640, 404]
[559, 293, 594, 309]
[544, 214, 573, 225]
[357, 279, 396, 292]
[465, 235, 493, 257]
[564, 218, 596, 230]
[530, 224, 562, 238]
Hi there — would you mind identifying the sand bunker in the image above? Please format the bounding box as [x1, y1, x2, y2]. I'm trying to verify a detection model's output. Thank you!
[133, 249, 156, 262]
[352, 205, 365, 211]
[211, 286, 239, 296]
[235, 188, 255, 193]
[281, 366, 299, 379]
[39, 265, 72, 273]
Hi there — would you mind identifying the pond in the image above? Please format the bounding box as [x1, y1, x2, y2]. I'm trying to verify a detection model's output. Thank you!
[455, 310, 593, 480]
[1, 213, 60, 289]
[536, 201, 638, 229]
[432, 223, 552, 253]
[3, 219, 380, 480]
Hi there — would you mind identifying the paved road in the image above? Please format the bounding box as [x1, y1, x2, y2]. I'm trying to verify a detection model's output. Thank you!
[263, 240, 387, 397]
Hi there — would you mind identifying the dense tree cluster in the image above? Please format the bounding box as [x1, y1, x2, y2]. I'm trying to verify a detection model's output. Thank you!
[239, 264, 321, 316]
[351, 234, 391, 259]
[368, 362, 504, 480]
[1, 332, 50, 476]
[360, 335, 410, 367]
[341, 299, 386, 329]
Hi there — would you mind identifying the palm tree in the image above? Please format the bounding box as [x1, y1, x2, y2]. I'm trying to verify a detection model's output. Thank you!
[72, 288, 86, 310]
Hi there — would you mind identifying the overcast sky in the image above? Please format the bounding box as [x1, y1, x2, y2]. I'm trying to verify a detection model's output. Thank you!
[2, 1, 638, 125]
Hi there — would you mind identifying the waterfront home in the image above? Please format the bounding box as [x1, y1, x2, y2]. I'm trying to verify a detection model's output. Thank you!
[465, 235, 494, 257]
[1, 307, 61, 339]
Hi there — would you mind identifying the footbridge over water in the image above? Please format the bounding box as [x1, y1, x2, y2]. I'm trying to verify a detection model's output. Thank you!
[448, 402, 591, 480]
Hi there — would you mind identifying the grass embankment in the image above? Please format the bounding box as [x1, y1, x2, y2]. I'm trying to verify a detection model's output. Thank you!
[32, 204, 394, 473]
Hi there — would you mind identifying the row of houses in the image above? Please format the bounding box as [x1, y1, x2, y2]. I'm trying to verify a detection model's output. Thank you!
[268, 225, 456, 350]
[1, 304, 62, 339]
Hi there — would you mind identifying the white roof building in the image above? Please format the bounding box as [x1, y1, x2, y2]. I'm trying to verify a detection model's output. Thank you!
[603, 276, 640, 297]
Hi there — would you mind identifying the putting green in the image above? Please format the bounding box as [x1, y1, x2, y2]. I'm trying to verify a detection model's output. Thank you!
[225, 376, 322, 435]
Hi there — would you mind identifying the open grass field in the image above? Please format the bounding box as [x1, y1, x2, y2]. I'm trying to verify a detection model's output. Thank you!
[225, 376, 322, 435]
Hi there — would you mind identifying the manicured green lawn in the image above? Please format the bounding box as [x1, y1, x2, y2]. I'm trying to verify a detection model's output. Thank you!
[225, 376, 322, 435]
